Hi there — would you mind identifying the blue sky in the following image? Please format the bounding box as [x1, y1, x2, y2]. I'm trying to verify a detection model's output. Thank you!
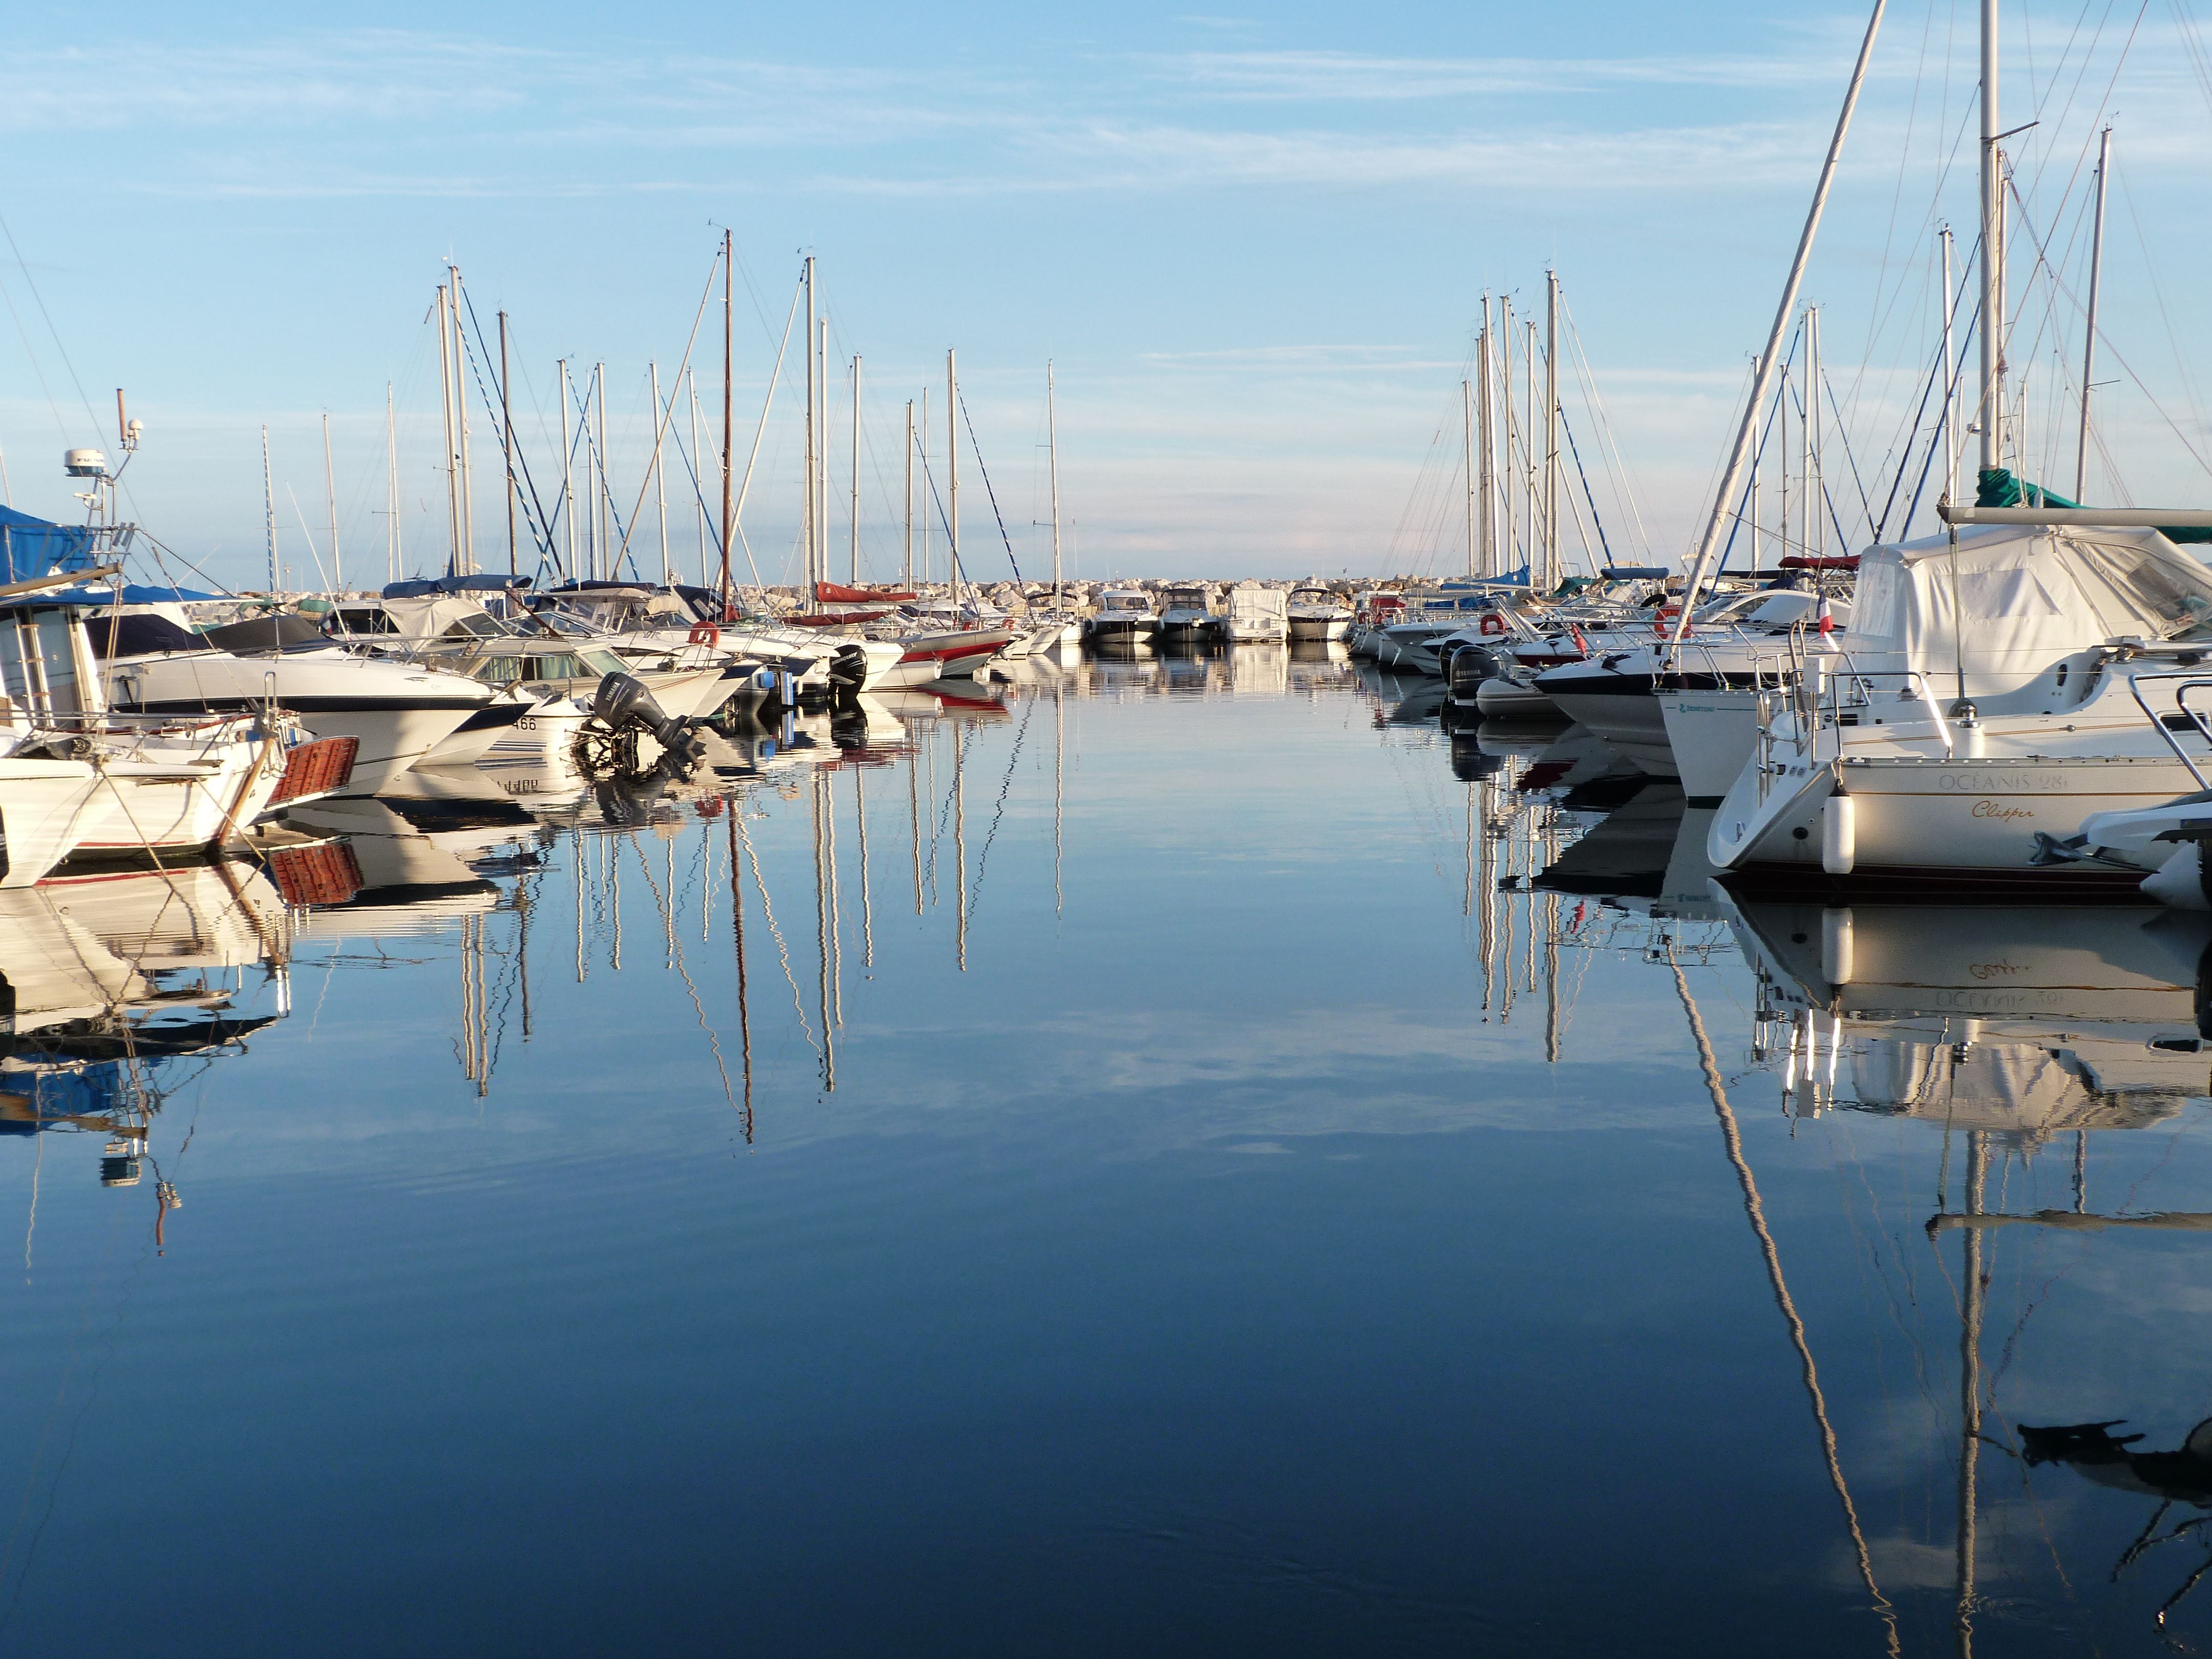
[3, 2, 2208, 588]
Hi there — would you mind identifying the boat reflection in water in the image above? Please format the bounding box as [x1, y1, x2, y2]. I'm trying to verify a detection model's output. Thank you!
[1714, 889, 2212, 1642]
[1724, 896, 2211, 1138]
[0, 859, 293, 1226]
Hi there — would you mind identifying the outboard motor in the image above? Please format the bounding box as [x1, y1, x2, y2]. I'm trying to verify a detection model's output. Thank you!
[1448, 643, 1505, 705]
[827, 643, 869, 708]
[582, 671, 705, 773]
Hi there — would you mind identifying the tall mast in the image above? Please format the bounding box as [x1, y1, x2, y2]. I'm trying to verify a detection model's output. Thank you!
[1748, 359, 1761, 573]
[1544, 270, 1560, 591]
[918, 386, 929, 586]
[436, 286, 459, 572]
[592, 362, 607, 580]
[1670, 0, 1887, 632]
[1499, 294, 1516, 572]
[1808, 305, 1822, 557]
[947, 348, 960, 601]
[1977, 0, 2003, 480]
[721, 230, 734, 608]
[802, 254, 816, 593]
[558, 358, 574, 579]
[322, 410, 341, 592]
[817, 315, 830, 589]
[1462, 376, 1475, 579]
[1942, 227, 1958, 510]
[1047, 360, 1063, 605]
[1524, 320, 1538, 580]
[650, 360, 669, 585]
[452, 267, 474, 577]
[499, 310, 516, 581]
[849, 354, 861, 584]
[688, 370, 706, 588]
[385, 381, 399, 584]
[2076, 126, 2112, 500]
[261, 423, 279, 591]
[1477, 301, 1495, 579]
[1778, 345, 1791, 559]
[904, 398, 914, 587]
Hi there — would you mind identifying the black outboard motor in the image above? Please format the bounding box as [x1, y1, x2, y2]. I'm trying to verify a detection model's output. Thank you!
[588, 672, 705, 770]
[827, 643, 869, 708]
[1448, 643, 1505, 705]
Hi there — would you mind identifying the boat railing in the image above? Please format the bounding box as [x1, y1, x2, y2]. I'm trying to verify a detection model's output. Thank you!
[1751, 647, 1955, 803]
[2122, 670, 2212, 791]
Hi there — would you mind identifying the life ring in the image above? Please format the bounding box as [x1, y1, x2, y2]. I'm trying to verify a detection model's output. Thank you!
[688, 622, 720, 648]
[1478, 612, 1507, 637]
[1652, 606, 1689, 639]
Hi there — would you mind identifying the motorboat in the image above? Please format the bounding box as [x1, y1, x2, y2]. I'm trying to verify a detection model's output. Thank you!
[1213, 583, 1289, 644]
[1156, 586, 1215, 639]
[1533, 586, 1835, 776]
[1082, 589, 1159, 646]
[1287, 587, 1352, 642]
[0, 592, 352, 879]
[93, 605, 495, 794]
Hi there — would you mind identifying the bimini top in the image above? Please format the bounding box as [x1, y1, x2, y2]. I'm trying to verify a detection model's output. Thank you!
[1846, 521, 2212, 695]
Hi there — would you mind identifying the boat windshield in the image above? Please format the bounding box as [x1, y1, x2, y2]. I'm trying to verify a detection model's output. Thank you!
[581, 649, 630, 676]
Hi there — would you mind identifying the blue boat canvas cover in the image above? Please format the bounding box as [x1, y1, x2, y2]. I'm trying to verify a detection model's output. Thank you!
[0, 505, 100, 585]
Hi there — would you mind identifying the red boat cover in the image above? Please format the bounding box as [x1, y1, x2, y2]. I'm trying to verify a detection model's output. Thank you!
[816, 581, 917, 603]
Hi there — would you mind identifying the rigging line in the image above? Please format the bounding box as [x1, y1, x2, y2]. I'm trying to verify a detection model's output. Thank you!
[721, 272, 803, 593]
[1838, 0, 1942, 437]
[1875, 261, 1975, 539]
[1778, 360, 1859, 559]
[1559, 292, 1655, 559]
[956, 391, 1024, 582]
[0, 211, 101, 435]
[0, 273, 69, 445]
[562, 369, 637, 576]
[457, 297, 560, 564]
[1816, 363, 1878, 539]
[1668, 947, 1901, 1653]
[2013, 165, 2212, 481]
[607, 246, 726, 578]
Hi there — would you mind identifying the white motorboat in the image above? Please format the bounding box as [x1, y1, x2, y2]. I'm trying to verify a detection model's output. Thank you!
[1287, 587, 1352, 642]
[95, 607, 495, 794]
[1156, 586, 1215, 638]
[1532, 587, 1832, 776]
[1214, 583, 1289, 643]
[0, 595, 352, 878]
[1082, 590, 1159, 646]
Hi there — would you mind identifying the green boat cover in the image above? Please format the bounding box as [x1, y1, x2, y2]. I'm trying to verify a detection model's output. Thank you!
[1977, 466, 2212, 544]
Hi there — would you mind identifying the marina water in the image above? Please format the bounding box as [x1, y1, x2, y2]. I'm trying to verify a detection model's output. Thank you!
[3, 647, 2209, 1654]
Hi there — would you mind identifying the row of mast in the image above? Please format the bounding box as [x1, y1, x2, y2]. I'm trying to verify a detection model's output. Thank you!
[1461, 271, 1561, 588]
[410, 243, 1069, 606]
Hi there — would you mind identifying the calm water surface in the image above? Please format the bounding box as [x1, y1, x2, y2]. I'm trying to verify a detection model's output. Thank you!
[4, 644, 2212, 1655]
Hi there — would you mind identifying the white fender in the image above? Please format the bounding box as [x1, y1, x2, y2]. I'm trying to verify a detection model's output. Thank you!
[1821, 793, 1856, 876]
[2142, 843, 2212, 911]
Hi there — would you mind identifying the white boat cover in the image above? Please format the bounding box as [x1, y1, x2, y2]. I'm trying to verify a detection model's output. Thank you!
[1846, 523, 2212, 695]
